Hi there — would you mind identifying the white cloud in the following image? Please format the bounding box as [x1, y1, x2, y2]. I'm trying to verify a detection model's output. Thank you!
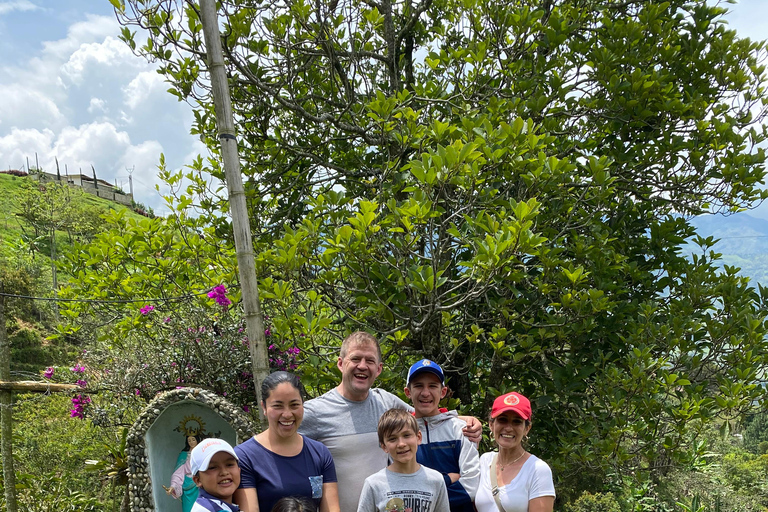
[0, 127, 55, 171]
[123, 70, 166, 110]
[40, 14, 119, 62]
[0, 84, 66, 130]
[60, 36, 138, 86]
[0, 122, 166, 198]
[88, 97, 107, 114]
[0, 1, 39, 16]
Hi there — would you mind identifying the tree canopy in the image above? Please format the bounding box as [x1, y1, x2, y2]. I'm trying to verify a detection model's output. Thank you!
[74, 0, 768, 497]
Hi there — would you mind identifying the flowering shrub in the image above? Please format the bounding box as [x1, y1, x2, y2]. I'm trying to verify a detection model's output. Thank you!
[208, 285, 232, 307]
[70, 394, 92, 418]
[81, 298, 303, 419]
[139, 304, 155, 315]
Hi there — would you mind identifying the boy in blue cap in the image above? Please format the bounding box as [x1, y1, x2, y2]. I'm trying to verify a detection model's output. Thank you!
[404, 359, 480, 512]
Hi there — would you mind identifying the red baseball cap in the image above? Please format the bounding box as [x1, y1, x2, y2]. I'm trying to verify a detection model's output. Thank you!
[491, 392, 532, 420]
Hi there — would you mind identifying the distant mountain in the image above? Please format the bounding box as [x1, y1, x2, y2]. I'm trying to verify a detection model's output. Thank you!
[689, 212, 768, 286]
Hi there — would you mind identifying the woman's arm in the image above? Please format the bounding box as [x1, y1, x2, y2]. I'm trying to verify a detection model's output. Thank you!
[233, 487, 260, 512]
[528, 496, 555, 512]
[320, 482, 340, 512]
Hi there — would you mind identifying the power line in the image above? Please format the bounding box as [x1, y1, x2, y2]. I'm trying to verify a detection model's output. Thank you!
[0, 288, 216, 304]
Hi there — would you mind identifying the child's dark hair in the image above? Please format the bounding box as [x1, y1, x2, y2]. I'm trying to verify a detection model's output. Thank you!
[271, 497, 317, 512]
[261, 371, 305, 405]
[377, 408, 419, 446]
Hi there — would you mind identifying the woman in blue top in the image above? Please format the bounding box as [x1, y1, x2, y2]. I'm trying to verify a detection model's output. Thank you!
[233, 371, 340, 512]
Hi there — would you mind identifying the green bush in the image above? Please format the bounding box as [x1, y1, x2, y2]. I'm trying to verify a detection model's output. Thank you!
[564, 491, 621, 512]
[1, 472, 105, 512]
[744, 413, 768, 455]
[5, 394, 108, 501]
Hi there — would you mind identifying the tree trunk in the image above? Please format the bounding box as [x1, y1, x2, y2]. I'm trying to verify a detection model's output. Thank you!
[0, 295, 18, 512]
[199, 0, 270, 428]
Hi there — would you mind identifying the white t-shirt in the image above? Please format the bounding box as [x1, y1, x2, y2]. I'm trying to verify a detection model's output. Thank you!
[475, 452, 555, 512]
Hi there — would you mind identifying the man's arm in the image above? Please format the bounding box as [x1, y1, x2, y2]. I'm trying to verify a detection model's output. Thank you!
[457, 434, 481, 499]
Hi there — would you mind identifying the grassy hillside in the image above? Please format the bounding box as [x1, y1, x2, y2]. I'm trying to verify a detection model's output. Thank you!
[0, 172, 145, 260]
[0, 172, 147, 374]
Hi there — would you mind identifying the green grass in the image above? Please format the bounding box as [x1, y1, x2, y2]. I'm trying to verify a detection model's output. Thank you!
[0, 173, 144, 262]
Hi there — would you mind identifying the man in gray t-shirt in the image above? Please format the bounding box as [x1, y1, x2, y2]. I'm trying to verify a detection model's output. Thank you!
[300, 332, 410, 512]
[300, 332, 481, 512]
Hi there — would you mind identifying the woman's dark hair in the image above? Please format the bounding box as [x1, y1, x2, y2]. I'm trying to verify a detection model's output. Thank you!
[271, 497, 317, 512]
[182, 433, 204, 451]
[261, 371, 305, 405]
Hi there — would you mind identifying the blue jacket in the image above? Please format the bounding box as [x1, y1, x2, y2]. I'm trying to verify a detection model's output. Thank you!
[190, 489, 240, 512]
[415, 411, 480, 512]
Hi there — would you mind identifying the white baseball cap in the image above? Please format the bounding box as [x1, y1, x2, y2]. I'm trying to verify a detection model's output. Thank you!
[189, 438, 239, 475]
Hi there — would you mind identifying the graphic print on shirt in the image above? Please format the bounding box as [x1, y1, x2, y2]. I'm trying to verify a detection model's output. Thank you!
[385, 489, 437, 512]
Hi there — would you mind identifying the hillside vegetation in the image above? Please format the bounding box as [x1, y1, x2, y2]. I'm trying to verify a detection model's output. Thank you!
[0, 172, 147, 375]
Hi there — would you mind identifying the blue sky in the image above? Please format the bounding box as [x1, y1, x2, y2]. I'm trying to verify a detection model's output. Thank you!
[0, 0, 767, 216]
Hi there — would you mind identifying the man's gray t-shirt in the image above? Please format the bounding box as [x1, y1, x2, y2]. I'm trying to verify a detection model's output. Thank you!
[357, 466, 450, 512]
[300, 388, 411, 512]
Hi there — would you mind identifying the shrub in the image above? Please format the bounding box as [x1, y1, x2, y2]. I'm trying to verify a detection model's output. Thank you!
[564, 491, 621, 512]
[0, 169, 28, 177]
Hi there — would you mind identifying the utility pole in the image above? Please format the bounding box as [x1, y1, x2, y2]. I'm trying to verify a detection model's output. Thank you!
[91, 165, 99, 192]
[0, 293, 18, 512]
[199, 0, 269, 427]
[127, 166, 134, 198]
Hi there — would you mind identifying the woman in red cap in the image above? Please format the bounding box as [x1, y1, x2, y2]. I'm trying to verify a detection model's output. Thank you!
[474, 392, 555, 512]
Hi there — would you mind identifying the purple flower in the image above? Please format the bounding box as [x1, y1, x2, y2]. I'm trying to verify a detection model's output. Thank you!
[43, 367, 54, 379]
[70, 394, 91, 419]
[207, 285, 232, 306]
[265, 328, 272, 336]
[135, 389, 141, 396]
[164, 317, 171, 323]
[76, 379, 88, 388]
[243, 405, 250, 412]
[71, 364, 86, 374]
[140, 304, 155, 315]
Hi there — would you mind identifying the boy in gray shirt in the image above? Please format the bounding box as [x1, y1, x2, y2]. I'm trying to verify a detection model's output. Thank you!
[357, 409, 450, 512]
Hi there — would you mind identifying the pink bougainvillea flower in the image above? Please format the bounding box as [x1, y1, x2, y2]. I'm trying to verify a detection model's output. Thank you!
[207, 285, 232, 306]
[140, 304, 155, 315]
[43, 367, 55, 379]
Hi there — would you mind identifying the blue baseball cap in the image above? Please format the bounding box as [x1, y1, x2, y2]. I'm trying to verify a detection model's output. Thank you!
[407, 359, 445, 385]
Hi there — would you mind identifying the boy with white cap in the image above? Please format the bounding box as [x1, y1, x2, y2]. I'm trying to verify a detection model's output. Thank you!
[189, 437, 242, 512]
[404, 359, 480, 512]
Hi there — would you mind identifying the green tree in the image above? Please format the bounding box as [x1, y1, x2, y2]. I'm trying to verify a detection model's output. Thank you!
[99, 0, 768, 498]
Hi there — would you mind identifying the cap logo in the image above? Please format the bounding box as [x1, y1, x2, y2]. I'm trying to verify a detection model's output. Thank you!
[504, 394, 520, 406]
[423, 360, 432, 366]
